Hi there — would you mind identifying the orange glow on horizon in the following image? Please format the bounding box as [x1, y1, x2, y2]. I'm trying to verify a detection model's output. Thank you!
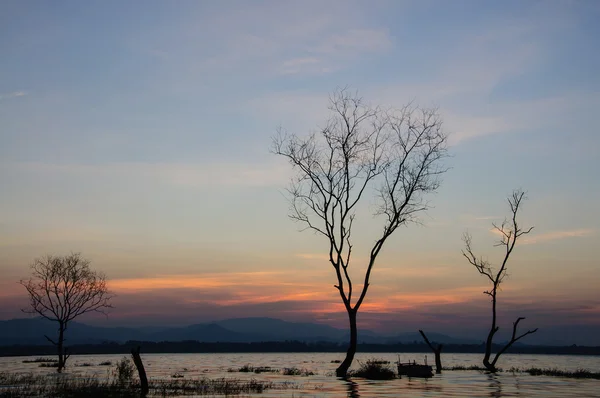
[108, 273, 498, 315]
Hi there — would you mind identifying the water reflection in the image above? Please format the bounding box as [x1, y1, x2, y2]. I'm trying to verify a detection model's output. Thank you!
[345, 380, 360, 397]
[487, 373, 503, 397]
[405, 377, 442, 394]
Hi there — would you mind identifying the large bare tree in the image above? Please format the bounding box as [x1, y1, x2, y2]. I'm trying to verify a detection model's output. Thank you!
[462, 189, 537, 372]
[19, 253, 113, 372]
[273, 88, 448, 377]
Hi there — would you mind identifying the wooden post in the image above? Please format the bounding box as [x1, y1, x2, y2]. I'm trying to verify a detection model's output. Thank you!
[131, 346, 149, 396]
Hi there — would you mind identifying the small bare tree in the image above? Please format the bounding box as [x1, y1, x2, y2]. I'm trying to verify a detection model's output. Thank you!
[273, 88, 448, 377]
[462, 189, 537, 372]
[19, 253, 113, 372]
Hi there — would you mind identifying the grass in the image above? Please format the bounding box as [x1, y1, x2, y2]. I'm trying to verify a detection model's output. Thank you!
[282, 367, 315, 376]
[232, 364, 279, 374]
[0, 372, 289, 397]
[368, 360, 390, 365]
[22, 358, 56, 364]
[445, 365, 488, 371]
[347, 358, 396, 380]
[509, 367, 600, 379]
[446, 365, 600, 379]
[38, 363, 59, 368]
[99, 361, 112, 366]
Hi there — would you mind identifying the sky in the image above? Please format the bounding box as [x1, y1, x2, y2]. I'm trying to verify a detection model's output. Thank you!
[1, 1, 599, 342]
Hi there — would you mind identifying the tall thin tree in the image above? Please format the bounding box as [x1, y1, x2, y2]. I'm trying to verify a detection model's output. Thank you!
[273, 88, 448, 377]
[20, 253, 113, 372]
[462, 189, 537, 372]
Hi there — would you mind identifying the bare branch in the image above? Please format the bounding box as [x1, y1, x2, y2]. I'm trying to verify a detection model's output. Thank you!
[19, 253, 113, 372]
[272, 87, 448, 377]
[462, 189, 536, 372]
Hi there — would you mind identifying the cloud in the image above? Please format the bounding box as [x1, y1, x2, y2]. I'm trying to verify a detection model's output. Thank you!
[135, 2, 393, 78]
[0, 91, 27, 101]
[9, 160, 291, 188]
[279, 57, 331, 76]
[295, 253, 329, 261]
[521, 229, 595, 245]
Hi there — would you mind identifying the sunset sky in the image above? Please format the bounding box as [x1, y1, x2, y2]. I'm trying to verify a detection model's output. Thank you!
[1, 1, 599, 340]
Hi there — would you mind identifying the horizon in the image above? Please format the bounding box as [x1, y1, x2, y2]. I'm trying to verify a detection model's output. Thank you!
[1, 1, 599, 344]
[4, 315, 600, 347]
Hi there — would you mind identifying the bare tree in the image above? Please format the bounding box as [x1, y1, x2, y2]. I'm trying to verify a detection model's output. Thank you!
[273, 88, 448, 378]
[419, 329, 443, 374]
[462, 189, 537, 372]
[19, 253, 113, 372]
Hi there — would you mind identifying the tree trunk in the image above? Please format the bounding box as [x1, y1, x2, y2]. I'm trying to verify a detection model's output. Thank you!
[434, 347, 442, 374]
[131, 346, 149, 397]
[418, 330, 443, 374]
[57, 323, 65, 373]
[336, 310, 357, 378]
[483, 294, 498, 372]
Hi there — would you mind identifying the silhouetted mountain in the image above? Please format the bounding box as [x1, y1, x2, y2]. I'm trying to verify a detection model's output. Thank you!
[149, 323, 260, 343]
[215, 317, 346, 341]
[0, 318, 143, 345]
[384, 331, 479, 345]
[1, 317, 599, 346]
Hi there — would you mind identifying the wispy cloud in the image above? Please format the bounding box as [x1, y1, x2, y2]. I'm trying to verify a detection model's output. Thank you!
[0, 91, 27, 101]
[9, 160, 290, 188]
[295, 253, 329, 261]
[521, 229, 595, 245]
[475, 216, 501, 221]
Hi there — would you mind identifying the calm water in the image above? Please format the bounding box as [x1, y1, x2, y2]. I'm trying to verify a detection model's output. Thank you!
[1, 352, 599, 397]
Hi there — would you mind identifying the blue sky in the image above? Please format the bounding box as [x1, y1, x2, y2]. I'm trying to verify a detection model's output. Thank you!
[1, 1, 599, 341]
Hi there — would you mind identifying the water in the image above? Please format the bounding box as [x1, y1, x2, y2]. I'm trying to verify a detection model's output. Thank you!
[1, 352, 599, 397]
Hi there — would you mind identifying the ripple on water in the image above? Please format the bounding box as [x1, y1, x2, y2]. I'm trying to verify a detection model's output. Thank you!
[1, 352, 599, 397]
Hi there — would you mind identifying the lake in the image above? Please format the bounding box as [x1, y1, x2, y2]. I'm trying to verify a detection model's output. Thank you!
[1, 352, 599, 397]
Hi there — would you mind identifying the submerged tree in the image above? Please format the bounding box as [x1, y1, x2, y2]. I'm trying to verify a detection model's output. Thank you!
[462, 189, 537, 372]
[19, 253, 113, 372]
[273, 88, 448, 377]
[419, 329, 443, 374]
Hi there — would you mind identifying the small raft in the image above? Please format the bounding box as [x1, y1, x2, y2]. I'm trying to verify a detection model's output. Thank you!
[397, 360, 434, 378]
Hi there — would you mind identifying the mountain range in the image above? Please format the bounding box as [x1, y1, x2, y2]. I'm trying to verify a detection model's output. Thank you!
[1, 317, 598, 346]
[0, 317, 476, 346]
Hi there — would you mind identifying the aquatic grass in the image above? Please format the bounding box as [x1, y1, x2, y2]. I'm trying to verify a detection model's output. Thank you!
[282, 367, 315, 376]
[21, 358, 57, 364]
[368, 360, 390, 365]
[38, 363, 59, 368]
[235, 364, 278, 374]
[348, 358, 396, 380]
[0, 372, 288, 396]
[445, 365, 488, 371]
[510, 367, 600, 379]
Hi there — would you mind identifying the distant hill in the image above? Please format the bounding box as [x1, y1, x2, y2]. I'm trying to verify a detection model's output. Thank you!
[215, 317, 347, 341]
[149, 323, 260, 343]
[1, 317, 598, 346]
[384, 331, 479, 345]
[0, 318, 145, 345]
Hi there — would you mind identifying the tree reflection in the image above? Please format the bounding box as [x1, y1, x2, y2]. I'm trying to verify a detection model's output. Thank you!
[487, 373, 504, 397]
[345, 380, 360, 398]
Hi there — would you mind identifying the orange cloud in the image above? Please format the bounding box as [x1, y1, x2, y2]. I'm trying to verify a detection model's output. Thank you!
[110, 271, 296, 291]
